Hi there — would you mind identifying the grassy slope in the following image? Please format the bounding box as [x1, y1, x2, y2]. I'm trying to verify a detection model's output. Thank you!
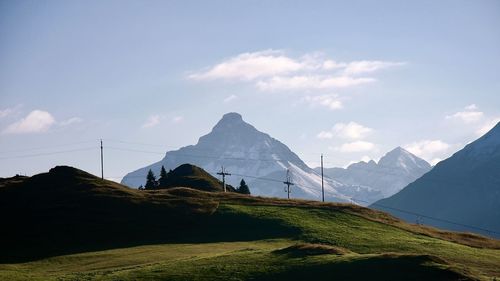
[1, 202, 499, 280]
[1, 168, 499, 280]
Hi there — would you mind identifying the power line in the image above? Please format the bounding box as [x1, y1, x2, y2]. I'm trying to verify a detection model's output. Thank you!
[105, 146, 313, 163]
[227, 171, 500, 235]
[103, 141, 432, 180]
[107, 144, 477, 195]
[0, 147, 97, 160]
[0, 140, 96, 154]
[350, 197, 500, 236]
[2, 139, 498, 236]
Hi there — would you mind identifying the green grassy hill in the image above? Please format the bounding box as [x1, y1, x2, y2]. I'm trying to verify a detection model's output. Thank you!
[0, 166, 499, 280]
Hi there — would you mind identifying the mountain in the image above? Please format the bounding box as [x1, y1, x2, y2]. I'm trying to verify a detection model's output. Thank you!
[318, 147, 431, 204]
[159, 163, 236, 192]
[373, 122, 500, 238]
[122, 112, 380, 203]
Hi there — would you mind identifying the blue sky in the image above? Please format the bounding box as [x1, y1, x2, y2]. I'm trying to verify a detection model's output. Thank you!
[1, 0, 499, 180]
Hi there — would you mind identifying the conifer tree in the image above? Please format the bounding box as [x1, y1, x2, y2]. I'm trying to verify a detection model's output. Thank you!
[237, 179, 251, 194]
[145, 169, 157, 190]
[158, 165, 169, 187]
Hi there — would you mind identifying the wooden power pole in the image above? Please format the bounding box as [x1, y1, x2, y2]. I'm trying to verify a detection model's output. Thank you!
[283, 169, 294, 199]
[100, 139, 104, 180]
[321, 154, 324, 202]
[217, 166, 231, 192]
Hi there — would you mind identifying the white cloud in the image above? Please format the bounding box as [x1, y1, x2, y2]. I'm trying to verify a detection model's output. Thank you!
[2, 110, 55, 134]
[223, 94, 238, 103]
[318, 122, 373, 140]
[172, 116, 184, 124]
[333, 122, 373, 139]
[188, 50, 303, 81]
[303, 94, 342, 110]
[189, 50, 404, 92]
[343, 61, 405, 75]
[142, 115, 161, 128]
[404, 140, 450, 162]
[476, 117, 500, 136]
[59, 117, 83, 126]
[465, 104, 478, 110]
[317, 131, 334, 139]
[322, 60, 346, 70]
[447, 111, 484, 123]
[445, 104, 484, 123]
[335, 141, 375, 153]
[256, 75, 375, 91]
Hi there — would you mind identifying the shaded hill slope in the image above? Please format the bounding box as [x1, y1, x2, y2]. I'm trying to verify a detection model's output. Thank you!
[0, 166, 219, 262]
[159, 163, 236, 192]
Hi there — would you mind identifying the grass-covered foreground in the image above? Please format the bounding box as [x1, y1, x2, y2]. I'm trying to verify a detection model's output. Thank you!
[1, 166, 499, 280]
[0, 239, 483, 281]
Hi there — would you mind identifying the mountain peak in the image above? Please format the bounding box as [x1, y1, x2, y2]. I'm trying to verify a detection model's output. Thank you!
[212, 112, 249, 132]
[222, 112, 243, 121]
[378, 146, 431, 170]
[387, 146, 409, 155]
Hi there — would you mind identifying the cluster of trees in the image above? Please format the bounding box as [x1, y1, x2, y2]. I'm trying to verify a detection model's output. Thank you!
[138, 166, 170, 190]
[138, 165, 251, 195]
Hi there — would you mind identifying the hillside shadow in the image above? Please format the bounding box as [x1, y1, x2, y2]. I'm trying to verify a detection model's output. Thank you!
[0, 200, 299, 263]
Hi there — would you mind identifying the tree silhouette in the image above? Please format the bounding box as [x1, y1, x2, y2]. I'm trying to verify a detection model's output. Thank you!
[237, 179, 250, 194]
[145, 169, 158, 190]
[158, 165, 169, 187]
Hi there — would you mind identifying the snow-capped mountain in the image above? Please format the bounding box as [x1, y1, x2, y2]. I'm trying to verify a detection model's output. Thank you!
[318, 147, 431, 203]
[373, 122, 500, 238]
[121, 112, 381, 203]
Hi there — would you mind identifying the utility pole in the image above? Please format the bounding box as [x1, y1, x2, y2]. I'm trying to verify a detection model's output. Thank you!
[321, 154, 324, 202]
[217, 166, 231, 192]
[283, 169, 294, 199]
[100, 139, 104, 180]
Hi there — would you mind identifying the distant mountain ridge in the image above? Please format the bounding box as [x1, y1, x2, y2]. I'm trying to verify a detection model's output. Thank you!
[122, 112, 380, 203]
[373, 122, 500, 238]
[319, 147, 431, 203]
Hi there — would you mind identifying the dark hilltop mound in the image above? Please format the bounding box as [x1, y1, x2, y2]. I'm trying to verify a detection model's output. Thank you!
[159, 163, 236, 192]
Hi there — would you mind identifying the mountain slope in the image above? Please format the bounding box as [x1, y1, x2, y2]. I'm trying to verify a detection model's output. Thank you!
[320, 147, 431, 204]
[121, 112, 371, 202]
[373, 123, 500, 238]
